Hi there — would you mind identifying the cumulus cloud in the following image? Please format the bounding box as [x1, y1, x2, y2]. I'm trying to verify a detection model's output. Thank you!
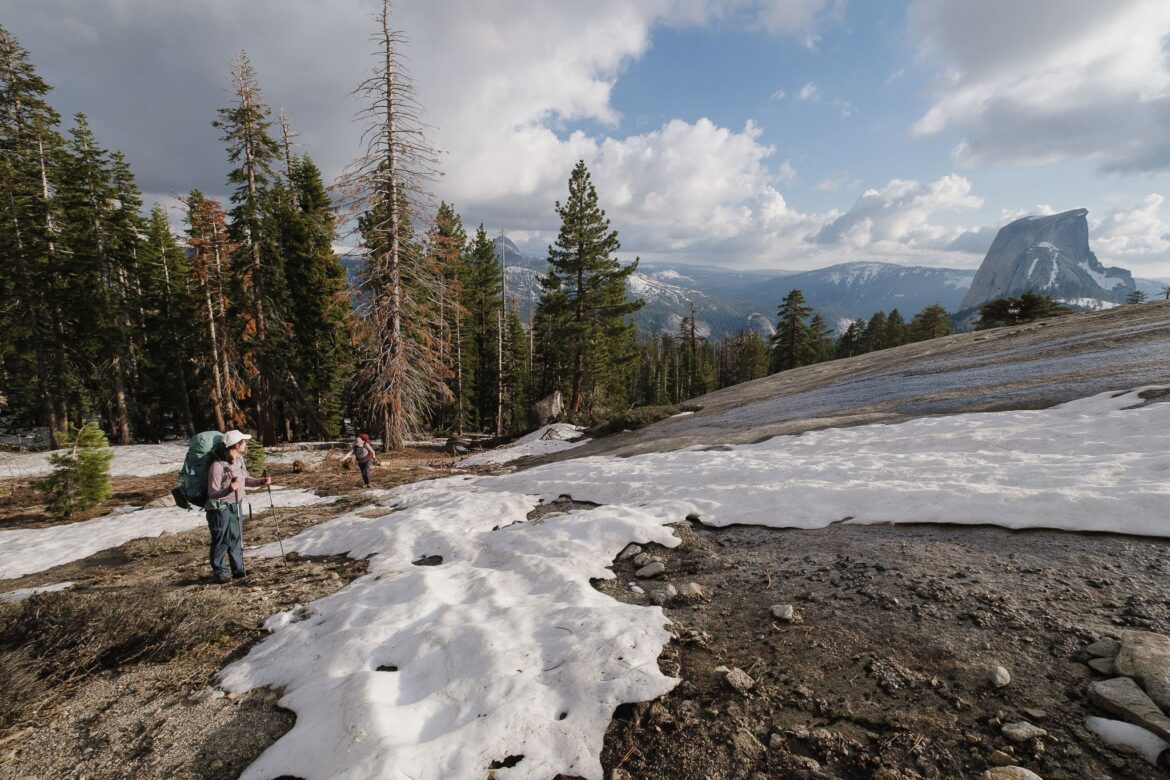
[812, 175, 984, 254]
[798, 82, 819, 100]
[909, 0, 1170, 172]
[1091, 195, 1170, 258]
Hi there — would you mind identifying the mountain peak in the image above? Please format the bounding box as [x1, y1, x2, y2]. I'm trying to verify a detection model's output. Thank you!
[960, 208, 1134, 310]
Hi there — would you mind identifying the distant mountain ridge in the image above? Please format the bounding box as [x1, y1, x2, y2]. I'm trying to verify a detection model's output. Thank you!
[336, 234, 1154, 338]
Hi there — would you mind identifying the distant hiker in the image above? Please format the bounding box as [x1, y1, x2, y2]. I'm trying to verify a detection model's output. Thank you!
[342, 433, 377, 487]
[205, 429, 270, 583]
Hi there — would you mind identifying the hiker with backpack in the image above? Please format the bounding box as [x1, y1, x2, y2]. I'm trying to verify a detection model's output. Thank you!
[341, 432, 377, 487]
[204, 430, 270, 582]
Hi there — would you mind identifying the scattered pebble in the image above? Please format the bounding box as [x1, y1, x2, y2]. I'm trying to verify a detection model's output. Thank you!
[988, 665, 1011, 688]
[1002, 721, 1047, 743]
[636, 561, 665, 578]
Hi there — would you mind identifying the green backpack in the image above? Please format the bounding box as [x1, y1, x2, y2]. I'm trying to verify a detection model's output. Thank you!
[172, 430, 223, 509]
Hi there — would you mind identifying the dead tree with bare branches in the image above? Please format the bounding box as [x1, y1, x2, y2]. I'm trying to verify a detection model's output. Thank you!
[336, 0, 447, 451]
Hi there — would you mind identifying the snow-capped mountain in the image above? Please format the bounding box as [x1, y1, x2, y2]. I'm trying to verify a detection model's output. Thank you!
[960, 208, 1135, 311]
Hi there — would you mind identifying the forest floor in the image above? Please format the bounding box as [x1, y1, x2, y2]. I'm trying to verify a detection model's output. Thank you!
[1, 443, 1166, 779]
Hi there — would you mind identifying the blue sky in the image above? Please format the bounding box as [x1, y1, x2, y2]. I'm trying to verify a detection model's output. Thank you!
[6, 0, 1170, 276]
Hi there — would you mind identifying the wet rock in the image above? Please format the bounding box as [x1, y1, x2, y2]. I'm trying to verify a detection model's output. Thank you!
[1087, 657, 1115, 675]
[636, 561, 665, 579]
[616, 544, 641, 562]
[988, 665, 1011, 688]
[1085, 637, 1121, 658]
[1114, 630, 1170, 710]
[980, 768, 1042, 780]
[1087, 677, 1170, 742]
[1002, 721, 1046, 743]
[724, 667, 755, 693]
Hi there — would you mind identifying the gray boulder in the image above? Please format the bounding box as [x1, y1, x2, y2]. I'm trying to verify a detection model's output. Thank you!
[1087, 677, 1170, 742]
[527, 390, 565, 429]
[1115, 631, 1170, 711]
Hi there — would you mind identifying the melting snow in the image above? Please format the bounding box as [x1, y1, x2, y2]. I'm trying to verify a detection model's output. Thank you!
[0, 441, 189, 479]
[0, 581, 74, 602]
[0, 486, 335, 580]
[219, 386, 1169, 779]
[458, 424, 588, 467]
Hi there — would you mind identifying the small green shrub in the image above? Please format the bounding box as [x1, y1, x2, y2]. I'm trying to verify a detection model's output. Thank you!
[41, 422, 113, 518]
[243, 433, 265, 475]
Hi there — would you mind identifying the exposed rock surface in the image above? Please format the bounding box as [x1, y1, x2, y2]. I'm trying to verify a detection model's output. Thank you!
[537, 302, 1170, 459]
[1087, 677, 1170, 742]
[960, 208, 1134, 310]
[1115, 631, 1170, 711]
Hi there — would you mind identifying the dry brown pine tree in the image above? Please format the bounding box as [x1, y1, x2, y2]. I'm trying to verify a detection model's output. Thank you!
[336, 0, 447, 451]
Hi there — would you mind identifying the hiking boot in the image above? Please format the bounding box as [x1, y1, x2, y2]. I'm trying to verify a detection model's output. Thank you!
[232, 571, 247, 580]
[212, 574, 231, 584]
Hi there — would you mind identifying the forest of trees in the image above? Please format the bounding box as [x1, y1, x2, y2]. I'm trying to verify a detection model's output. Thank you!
[0, 17, 963, 452]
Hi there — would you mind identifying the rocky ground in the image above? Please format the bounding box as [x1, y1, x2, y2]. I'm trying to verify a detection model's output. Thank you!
[3, 449, 1170, 779]
[593, 518, 1170, 779]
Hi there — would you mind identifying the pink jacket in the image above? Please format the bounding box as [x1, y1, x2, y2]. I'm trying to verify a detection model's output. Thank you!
[207, 457, 263, 505]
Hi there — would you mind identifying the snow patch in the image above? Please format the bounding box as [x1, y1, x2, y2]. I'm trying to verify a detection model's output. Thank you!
[0, 441, 189, 479]
[0, 486, 335, 580]
[1085, 716, 1169, 766]
[0, 581, 74, 602]
[222, 481, 683, 780]
[482, 387, 1170, 536]
[458, 424, 588, 467]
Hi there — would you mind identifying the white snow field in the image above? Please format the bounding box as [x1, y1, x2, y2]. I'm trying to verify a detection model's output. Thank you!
[223, 387, 1170, 779]
[457, 423, 588, 467]
[0, 441, 189, 479]
[0, 487, 335, 580]
[222, 483, 684, 780]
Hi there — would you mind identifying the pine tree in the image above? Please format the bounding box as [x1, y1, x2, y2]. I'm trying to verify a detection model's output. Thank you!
[138, 203, 197, 436]
[185, 190, 245, 431]
[536, 161, 643, 421]
[865, 310, 888, 352]
[1125, 290, 1148, 305]
[835, 319, 867, 358]
[42, 421, 113, 518]
[976, 291, 1069, 329]
[808, 313, 834, 363]
[769, 289, 816, 372]
[885, 309, 908, 348]
[278, 154, 350, 438]
[908, 303, 952, 342]
[214, 52, 284, 444]
[337, 0, 446, 450]
[429, 202, 467, 433]
[460, 225, 502, 432]
[56, 113, 141, 443]
[0, 25, 71, 444]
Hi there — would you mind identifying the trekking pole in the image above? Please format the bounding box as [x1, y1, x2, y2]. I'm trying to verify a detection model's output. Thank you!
[262, 468, 286, 560]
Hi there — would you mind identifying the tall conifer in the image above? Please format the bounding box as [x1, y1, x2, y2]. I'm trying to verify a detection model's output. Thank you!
[536, 161, 643, 420]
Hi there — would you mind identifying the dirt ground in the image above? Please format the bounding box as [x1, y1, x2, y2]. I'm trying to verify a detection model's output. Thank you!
[2, 450, 1168, 779]
[594, 519, 1170, 780]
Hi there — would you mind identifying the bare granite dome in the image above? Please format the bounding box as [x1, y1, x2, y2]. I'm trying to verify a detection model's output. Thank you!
[960, 208, 1135, 310]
